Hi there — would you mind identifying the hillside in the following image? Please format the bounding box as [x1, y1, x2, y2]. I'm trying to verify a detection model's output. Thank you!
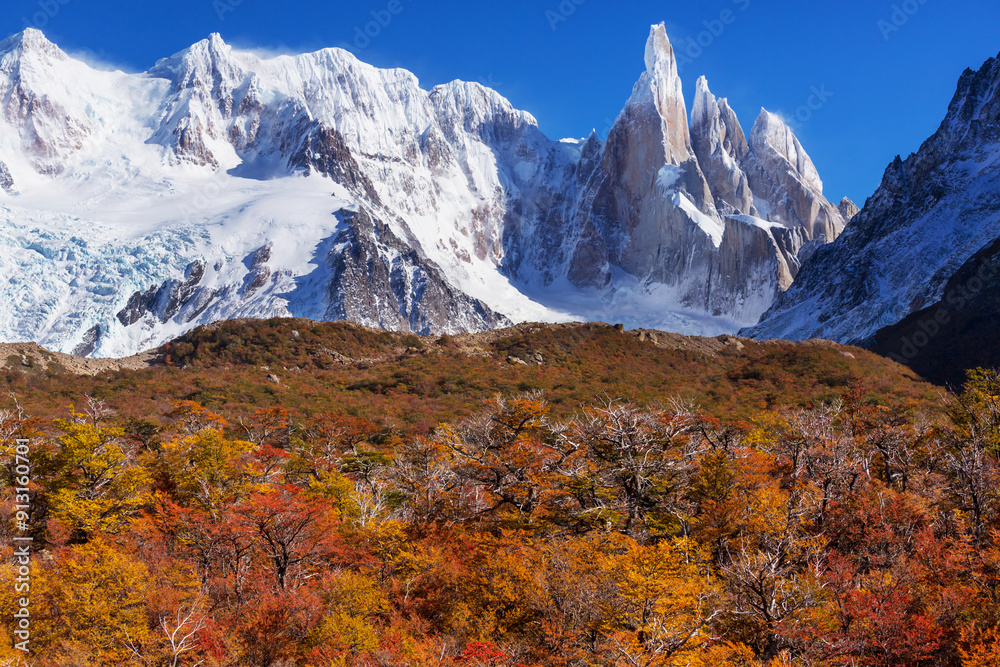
[1, 319, 939, 430]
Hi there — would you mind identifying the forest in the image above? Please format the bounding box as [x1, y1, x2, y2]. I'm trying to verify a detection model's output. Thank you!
[1, 321, 998, 666]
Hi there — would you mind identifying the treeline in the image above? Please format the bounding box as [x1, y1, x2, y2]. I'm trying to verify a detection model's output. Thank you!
[2, 372, 1000, 666]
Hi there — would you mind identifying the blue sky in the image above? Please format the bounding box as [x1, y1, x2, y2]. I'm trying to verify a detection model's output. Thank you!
[4, 0, 1000, 205]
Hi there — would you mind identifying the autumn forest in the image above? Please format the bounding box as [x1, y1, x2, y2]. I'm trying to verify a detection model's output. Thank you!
[2, 321, 1000, 667]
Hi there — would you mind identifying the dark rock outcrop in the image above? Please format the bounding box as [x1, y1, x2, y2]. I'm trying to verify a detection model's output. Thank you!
[869, 237, 1000, 387]
[0, 160, 14, 193]
[117, 259, 208, 325]
[289, 124, 382, 203]
[72, 325, 100, 357]
[324, 207, 510, 334]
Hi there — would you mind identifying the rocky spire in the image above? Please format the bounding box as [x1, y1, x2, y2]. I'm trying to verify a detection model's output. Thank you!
[624, 23, 693, 165]
[575, 24, 724, 294]
[690, 76, 755, 216]
[596, 24, 708, 209]
[749, 110, 823, 193]
[838, 197, 860, 222]
[741, 109, 844, 244]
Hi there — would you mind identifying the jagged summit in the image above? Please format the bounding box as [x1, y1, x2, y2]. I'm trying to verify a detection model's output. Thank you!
[690, 76, 717, 129]
[0, 27, 66, 68]
[690, 76, 754, 217]
[148, 32, 242, 86]
[1, 27, 56, 51]
[749, 109, 823, 193]
[624, 23, 691, 164]
[838, 197, 860, 222]
[430, 80, 538, 133]
[643, 23, 671, 70]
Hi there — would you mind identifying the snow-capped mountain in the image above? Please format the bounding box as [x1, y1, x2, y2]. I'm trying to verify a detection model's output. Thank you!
[0, 25, 849, 357]
[745, 49, 1000, 345]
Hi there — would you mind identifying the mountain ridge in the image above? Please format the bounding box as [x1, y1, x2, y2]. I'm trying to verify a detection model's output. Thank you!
[0, 24, 849, 357]
[745, 47, 1000, 348]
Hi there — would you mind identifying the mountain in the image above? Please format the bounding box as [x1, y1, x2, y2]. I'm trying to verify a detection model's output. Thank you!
[0, 26, 848, 357]
[745, 49, 1000, 352]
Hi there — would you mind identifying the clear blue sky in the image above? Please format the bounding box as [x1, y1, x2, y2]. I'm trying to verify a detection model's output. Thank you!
[4, 0, 1000, 206]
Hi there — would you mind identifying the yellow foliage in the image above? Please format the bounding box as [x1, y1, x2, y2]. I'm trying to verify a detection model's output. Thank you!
[34, 537, 150, 664]
[599, 538, 719, 665]
[459, 533, 548, 640]
[161, 428, 255, 508]
[47, 420, 152, 535]
[312, 571, 388, 655]
[744, 412, 790, 449]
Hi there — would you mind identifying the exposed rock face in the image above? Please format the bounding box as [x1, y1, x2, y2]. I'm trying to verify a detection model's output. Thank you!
[581, 24, 719, 289]
[325, 208, 510, 334]
[0, 29, 93, 174]
[839, 197, 860, 222]
[744, 110, 843, 243]
[746, 51, 1000, 344]
[690, 76, 755, 217]
[554, 33, 846, 322]
[110, 209, 507, 344]
[117, 287, 160, 327]
[117, 260, 209, 325]
[288, 124, 382, 203]
[72, 325, 100, 357]
[0, 161, 14, 193]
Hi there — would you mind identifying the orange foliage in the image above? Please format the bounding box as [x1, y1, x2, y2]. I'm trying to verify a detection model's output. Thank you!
[2, 368, 1000, 666]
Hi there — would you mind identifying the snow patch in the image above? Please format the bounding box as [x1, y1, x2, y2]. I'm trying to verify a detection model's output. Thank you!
[673, 192, 724, 248]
